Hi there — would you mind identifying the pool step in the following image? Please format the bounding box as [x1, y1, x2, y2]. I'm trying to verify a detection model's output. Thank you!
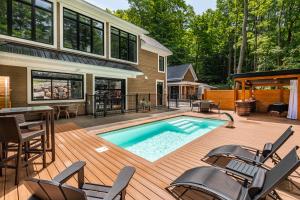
[172, 120, 190, 127]
[179, 123, 195, 129]
[184, 126, 199, 133]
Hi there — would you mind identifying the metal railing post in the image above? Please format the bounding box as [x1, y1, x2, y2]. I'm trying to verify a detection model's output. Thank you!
[135, 93, 139, 113]
[103, 94, 107, 117]
[93, 95, 97, 118]
[176, 94, 179, 108]
[148, 93, 151, 111]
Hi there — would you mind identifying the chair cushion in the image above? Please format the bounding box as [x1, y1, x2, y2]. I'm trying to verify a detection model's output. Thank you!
[248, 168, 266, 198]
[262, 143, 273, 157]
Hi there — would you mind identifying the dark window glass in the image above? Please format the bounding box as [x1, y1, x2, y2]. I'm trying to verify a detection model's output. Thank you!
[79, 23, 91, 52]
[32, 71, 84, 101]
[120, 36, 128, 60]
[36, 0, 52, 10]
[0, 0, 7, 34]
[36, 8, 53, 44]
[111, 33, 119, 59]
[12, 1, 32, 39]
[63, 18, 77, 49]
[159, 56, 165, 72]
[110, 26, 137, 62]
[1, 0, 53, 44]
[63, 8, 104, 55]
[93, 28, 104, 55]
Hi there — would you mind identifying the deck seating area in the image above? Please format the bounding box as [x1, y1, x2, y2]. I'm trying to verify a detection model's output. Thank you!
[0, 111, 300, 200]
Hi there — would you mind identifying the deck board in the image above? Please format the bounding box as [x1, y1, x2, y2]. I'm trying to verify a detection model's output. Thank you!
[1, 111, 300, 200]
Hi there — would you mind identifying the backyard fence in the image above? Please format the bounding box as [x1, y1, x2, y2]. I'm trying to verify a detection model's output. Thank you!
[204, 89, 290, 112]
[85, 93, 174, 117]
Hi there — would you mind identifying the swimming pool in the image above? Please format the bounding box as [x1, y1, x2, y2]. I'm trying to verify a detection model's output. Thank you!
[99, 116, 226, 162]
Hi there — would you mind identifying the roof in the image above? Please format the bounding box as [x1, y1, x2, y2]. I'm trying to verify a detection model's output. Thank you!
[0, 43, 141, 73]
[140, 35, 172, 56]
[167, 64, 198, 82]
[232, 69, 300, 79]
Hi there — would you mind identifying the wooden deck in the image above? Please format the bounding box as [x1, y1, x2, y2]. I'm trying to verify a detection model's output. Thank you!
[1, 111, 300, 200]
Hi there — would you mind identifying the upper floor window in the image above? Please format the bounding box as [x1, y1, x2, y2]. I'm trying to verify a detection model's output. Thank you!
[63, 8, 104, 55]
[0, 0, 53, 45]
[111, 27, 137, 63]
[32, 70, 84, 101]
[159, 56, 165, 72]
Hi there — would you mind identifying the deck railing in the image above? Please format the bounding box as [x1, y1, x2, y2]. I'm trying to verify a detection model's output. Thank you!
[85, 93, 176, 117]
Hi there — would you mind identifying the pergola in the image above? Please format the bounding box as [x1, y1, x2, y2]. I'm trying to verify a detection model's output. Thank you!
[232, 69, 300, 120]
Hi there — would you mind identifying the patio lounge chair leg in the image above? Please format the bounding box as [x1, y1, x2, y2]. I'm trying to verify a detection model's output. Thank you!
[15, 143, 22, 185]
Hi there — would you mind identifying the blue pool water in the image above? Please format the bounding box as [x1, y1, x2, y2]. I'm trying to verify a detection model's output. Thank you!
[99, 116, 226, 162]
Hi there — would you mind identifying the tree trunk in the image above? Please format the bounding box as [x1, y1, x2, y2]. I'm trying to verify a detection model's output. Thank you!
[237, 0, 248, 74]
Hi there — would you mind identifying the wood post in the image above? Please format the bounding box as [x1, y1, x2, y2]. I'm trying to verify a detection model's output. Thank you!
[298, 77, 300, 120]
[242, 80, 246, 101]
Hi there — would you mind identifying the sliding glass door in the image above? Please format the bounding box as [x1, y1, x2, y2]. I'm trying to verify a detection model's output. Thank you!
[94, 77, 126, 111]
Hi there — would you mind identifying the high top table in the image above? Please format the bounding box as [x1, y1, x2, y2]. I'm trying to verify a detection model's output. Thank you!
[0, 106, 55, 162]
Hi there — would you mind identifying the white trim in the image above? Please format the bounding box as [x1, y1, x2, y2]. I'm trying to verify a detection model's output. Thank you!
[141, 42, 172, 57]
[59, 3, 107, 59]
[27, 68, 86, 104]
[60, 0, 148, 35]
[155, 80, 164, 106]
[0, 52, 143, 78]
[0, 0, 58, 49]
[157, 54, 166, 73]
[108, 23, 139, 65]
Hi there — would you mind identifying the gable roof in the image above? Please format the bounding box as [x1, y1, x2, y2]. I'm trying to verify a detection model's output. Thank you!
[0, 42, 141, 73]
[167, 64, 198, 82]
[140, 35, 172, 56]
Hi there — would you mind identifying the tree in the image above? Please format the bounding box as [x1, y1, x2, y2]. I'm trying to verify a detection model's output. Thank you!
[237, 0, 248, 73]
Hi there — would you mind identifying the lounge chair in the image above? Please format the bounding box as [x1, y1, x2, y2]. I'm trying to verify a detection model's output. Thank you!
[25, 161, 135, 200]
[202, 126, 294, 166]
[167, 147, 300, 200]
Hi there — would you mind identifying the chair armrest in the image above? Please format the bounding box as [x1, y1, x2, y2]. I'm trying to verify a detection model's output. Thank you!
[53, 161, 86, 187]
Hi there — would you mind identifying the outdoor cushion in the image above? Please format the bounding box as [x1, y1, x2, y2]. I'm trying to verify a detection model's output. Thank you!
[248, 168, 266, 198]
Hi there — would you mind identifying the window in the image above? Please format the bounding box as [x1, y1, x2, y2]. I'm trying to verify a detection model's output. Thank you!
[63, 8, 104, 55]
[32, 71, 84, 101]
[110, 27, 137, 63]
[159, 56, 165, 72]
[0, 0, 53, 44]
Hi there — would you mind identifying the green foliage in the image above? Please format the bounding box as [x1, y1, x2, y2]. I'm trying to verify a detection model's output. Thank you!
[113, 0, 300, 84]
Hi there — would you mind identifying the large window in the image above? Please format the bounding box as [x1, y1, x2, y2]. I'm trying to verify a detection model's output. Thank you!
[111, 27, 137, 63]
[63, 8, 104, 55]
[159, 56, 165, 72]
[32, 71, 84, 101]
[0, 0, 53, 44]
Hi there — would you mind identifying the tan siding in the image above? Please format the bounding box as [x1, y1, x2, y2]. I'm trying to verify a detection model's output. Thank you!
[183, 69, 195, 82]
[127, 49, 166, 95]
[0, 65, 27, 107]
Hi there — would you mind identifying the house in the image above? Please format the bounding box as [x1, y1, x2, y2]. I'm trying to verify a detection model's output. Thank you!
[0, 0, 172, 114]
[167, 64, 214, 99]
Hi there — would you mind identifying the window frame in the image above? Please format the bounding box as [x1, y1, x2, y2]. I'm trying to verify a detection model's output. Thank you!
[109, 25, 138, 64]
[0, 0, 54, 45]
[62, 7, 105, 56]
[158, 55, 166, 73]
[31, 70, 85, 102]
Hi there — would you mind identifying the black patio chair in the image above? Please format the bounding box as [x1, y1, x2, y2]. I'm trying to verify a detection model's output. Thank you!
[0, 116, 46, 185]
[202, 126, 294, 166]
[167, 147, 300, 200]
[25, 161, 136, 200]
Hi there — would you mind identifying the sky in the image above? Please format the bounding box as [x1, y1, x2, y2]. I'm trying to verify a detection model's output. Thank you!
[85, 0, 217, 15]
